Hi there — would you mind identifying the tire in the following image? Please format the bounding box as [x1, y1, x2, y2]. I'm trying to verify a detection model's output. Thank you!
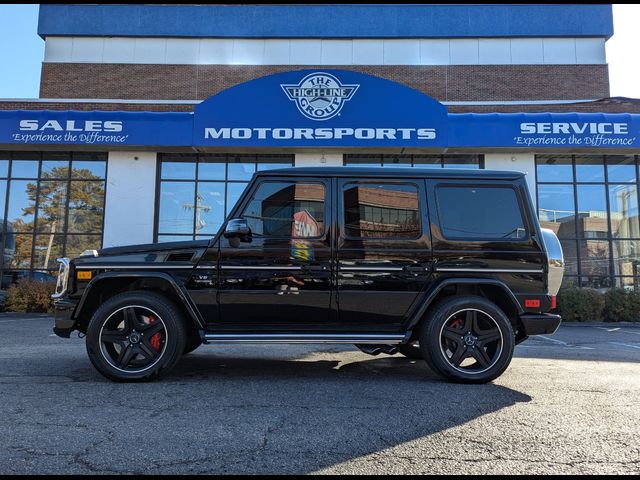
[397, 341, 422, 359]
[419, 296, 515, 384]
[85, 291, 187, 382]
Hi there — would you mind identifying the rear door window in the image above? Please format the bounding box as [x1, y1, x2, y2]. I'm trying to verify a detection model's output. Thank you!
[343, 183, 421, 239]
[435, 185, 527, 240]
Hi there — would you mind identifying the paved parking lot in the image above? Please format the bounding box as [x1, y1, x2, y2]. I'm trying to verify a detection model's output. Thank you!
[0, 316, 638, 474]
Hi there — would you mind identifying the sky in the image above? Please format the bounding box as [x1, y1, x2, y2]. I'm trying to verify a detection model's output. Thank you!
[0, 4, 639, 99]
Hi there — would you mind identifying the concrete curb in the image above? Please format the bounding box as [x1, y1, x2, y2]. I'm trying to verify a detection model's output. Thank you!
[559, 322, 640, 328]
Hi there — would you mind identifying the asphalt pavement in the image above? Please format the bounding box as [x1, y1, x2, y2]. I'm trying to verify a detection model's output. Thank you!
[0, 316, 638, 474]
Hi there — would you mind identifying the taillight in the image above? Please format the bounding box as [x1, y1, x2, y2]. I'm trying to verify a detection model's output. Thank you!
[551, 295, 557, 309]
[524, 299, 541, 308]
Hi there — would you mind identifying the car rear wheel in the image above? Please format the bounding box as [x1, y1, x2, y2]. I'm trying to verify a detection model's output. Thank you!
[419, 296, 515, 384]
[85, 291, 187, 382]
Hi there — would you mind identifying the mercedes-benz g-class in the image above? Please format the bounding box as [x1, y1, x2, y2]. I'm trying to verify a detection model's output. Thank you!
[53, 167, 564, 383]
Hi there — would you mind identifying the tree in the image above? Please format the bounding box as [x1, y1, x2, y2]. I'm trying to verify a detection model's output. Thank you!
[6, 166, 105, 270]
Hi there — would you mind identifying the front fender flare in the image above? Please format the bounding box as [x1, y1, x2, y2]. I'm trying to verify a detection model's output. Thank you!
[73, 271, 205, 329]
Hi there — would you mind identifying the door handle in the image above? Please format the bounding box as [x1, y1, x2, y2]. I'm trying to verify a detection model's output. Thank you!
[403, 265, 430, 273]
[302, 265, 327, 272]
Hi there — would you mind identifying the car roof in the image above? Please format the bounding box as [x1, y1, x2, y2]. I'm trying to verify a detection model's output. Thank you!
[256, 166, 525, 180]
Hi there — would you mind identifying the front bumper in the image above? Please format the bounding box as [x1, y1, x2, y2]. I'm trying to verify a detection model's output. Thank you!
[519, 313, 562, 336]
[53, 298, 78, 338]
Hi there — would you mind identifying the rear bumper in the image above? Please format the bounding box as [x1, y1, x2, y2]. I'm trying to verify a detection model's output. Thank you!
[519, 313, 562, 336]
[53, 298, 78, 338]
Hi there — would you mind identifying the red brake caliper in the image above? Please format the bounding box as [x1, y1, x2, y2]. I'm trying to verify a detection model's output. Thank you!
[147, 315, 162, 352]
[450, 318, 463, 330]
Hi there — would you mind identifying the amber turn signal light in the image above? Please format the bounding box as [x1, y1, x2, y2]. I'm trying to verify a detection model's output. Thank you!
[77, 271, 92, 280]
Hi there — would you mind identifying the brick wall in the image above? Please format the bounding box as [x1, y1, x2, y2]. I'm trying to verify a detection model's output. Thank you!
[3, 98, 639, 114]
[39, 63, 610, 102]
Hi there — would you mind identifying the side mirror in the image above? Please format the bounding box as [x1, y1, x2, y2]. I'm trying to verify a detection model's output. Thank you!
[224, 218, 252, 246]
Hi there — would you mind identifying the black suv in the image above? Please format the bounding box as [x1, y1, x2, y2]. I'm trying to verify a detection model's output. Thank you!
[52, 167, 564, 383]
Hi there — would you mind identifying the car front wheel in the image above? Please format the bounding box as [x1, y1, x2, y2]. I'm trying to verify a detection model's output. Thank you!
[419, 296, 515, 384]
[85, 291, 187, 382]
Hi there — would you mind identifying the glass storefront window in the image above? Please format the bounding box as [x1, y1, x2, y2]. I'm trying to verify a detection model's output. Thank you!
[609, 185, 639, 238]
[536, 155, 573, 182]
[158, 182, 196, 235]
[607, 155, 636, 183]
[559, 239, 579, 275]
[0, 152, 107, 285]
[156, 154, 294, 240]
[575, 155, 605, 183]
[612, 240, 640, 277]
[537, 184, 576, 238]
[537, 155, 640, 290]
[576, 184, 608, 238]
[344, 154, 484, 169]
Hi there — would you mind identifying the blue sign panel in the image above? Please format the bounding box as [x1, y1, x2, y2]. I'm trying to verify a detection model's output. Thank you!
[449, 113, 640, 149]
[193, 69, 449, 148]
[0, 110, 192, 147]
[1, 71, 640, 151]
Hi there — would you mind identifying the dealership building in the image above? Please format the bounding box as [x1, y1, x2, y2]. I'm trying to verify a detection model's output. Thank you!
[1, 3, 640, 291]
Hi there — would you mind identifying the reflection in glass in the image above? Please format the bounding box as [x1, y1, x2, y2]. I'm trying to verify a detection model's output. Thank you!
[11, 160, 39, 178]
[257, 162, 292, 171]
[227, 156, 256, 180]
[607, 155, 636, 183]
[65, 235, 102, 259]
[609, 185, 639, 238]
[575, 155, 605, 182]
[344, 183, 419, 238]
[614, 277, 639, 289]
[0, 180, 7, 226]
[157, 235, 193, 243]
[257, 155, 293, 171]
[412, 155, 442, 168]
[72, 161, 106, 179]
[198, 154, 226, 180]
[612, 240, 640, 277]
[0, 158, 8, 177]
[36, 181, 68, 233]
[382, 155, 412, 168]
[7, 180, 36, 232]
[195, 182, 225, 234]
[161, 161, 196, 180]
[437, 186, 525, 240]
[536, 155, 573, 182]
[344, 154, 382, 168]
[537, 184, 576, 238]
[41, 161, 69, 178]
[576, 185, 608, 238]
[4, 234, 32, 268]
[579, 240, 610, 288]
[158, 182, 196, 234]
[33, 234, 64, 270]
[226, 182, 249, 216]
[444, 154, 481, 169]
[242, 182, 325, 237]
[559, 276, 579, 289]
[559, 239, 578, 275]
[67, 181, 105, 233]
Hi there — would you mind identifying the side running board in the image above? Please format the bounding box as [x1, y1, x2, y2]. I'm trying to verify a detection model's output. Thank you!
[202, 333, 409, 344]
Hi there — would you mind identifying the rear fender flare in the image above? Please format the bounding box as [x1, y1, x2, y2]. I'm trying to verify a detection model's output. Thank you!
[406, 277, 524, 331]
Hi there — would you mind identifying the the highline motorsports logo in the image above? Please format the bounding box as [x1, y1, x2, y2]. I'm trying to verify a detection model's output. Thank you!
[281, 72, 359, 121]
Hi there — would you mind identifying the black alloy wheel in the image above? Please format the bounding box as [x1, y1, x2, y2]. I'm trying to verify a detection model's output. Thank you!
[438, 309, 503, 374]
[86, 291, 187, 382]
[419, 296, 515, 384]
[98, 305, 168, 373]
